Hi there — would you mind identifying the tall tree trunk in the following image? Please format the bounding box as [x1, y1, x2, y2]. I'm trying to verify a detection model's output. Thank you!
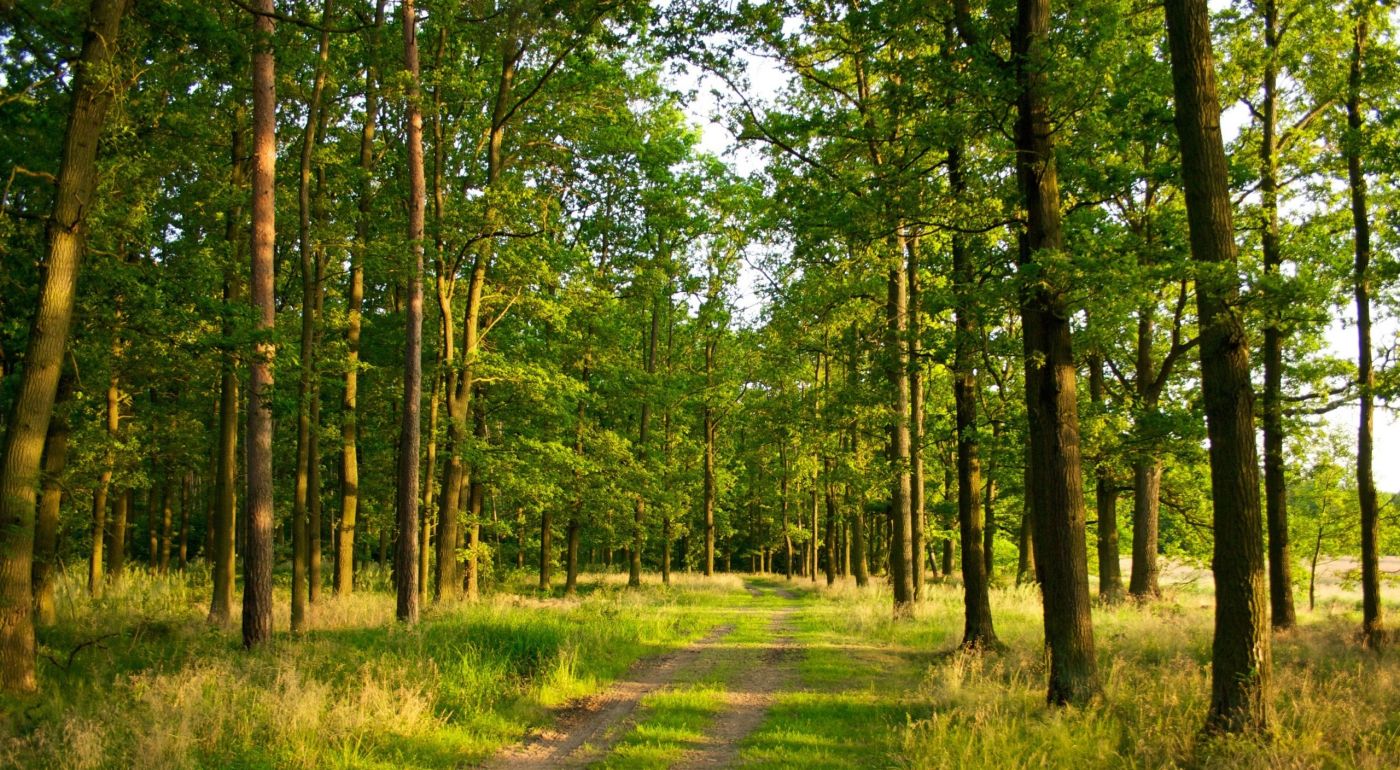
[91, 339, 122, 595]
[179, 472, 191, 569]
[1346, 6, 1383, 651]
[242, 0, 278, 649]
[1129, 307, 1163, 599]
[464, 412, 485, 601]
[703, 346, 717, 577]
[395, 0, 425, 625]
[906, 233, 925, 600]
[885, 251, 915, 616]
[566, 366, 587, 595]
[1088, 353, 1123, 603]
[210, 114, 244, 624]
[158, 480, 173, 574]
[421, 361, 439, 604]
[780, 440, 793, 579]
[33, 376, 72, 626]
[291, 0, 334, 634]
[109, 490, 130, 582]
[1128, 456, 1162, 598]
[952, 144, 996, 646]
[1164, 0, 1273, 733]
[983, 419, 1000, 578]
[0, 0, 128, 692]
[1014, 0, 1099, 705]
[338, 0, 385, 598]
[824, 468, 837, 586]
[630, 293, 661, 588]
[1256, 0, 1295, 631]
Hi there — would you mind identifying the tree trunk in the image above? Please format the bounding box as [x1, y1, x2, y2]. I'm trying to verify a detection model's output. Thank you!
[338, 0, 385, 598]
[1163, 0, 1273, 733]
[781, 441, 793, 580]
[178, 472, 191, 569]
[242, 0, 278, 649]
[630, 293, 661, 588]
[1014, 0, 1099, 705]
[1346, 7, 1383, 651]
[158, 480, 173, 574]
[91, 341, 122, 595]
[885, 254, 915, 616]
[703, 399, 716, 576]
[33, 376, 72, 626]
[906, 233, 925, 600]
[1128, 457, 1162, 598]
[210, 115, 244, 624]
[290, 0, 334, 634]
[0, 0, 128, 692]
[952, 161, 996, 644]
[1254, 0, 1295, 631]
[983, 421, 999, 579]
[1088, 354, 1123, 603]
[395, 0, 425, 625]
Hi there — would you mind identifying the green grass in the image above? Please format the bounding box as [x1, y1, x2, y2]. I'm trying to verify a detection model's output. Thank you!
[4, 567, 1398, 770]
[1, 568, 730, 770]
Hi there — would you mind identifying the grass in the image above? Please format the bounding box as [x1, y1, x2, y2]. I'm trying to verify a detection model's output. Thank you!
[0, 567, 728, 770]
[3, 565, 1398, 769]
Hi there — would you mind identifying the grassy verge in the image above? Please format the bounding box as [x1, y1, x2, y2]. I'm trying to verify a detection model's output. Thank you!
[738, 578, 1400, 770]
[0, 569, 733, 770]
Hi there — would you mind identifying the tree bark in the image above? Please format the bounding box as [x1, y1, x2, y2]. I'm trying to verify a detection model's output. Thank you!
[338, 0, 385, 598]
[1346, 7, 1383, 651]
[210, 115, 244, 624]
[906, 233, 925, 600]
[290, 0, 334, 633]
[1163, 0, 1273, 733]
[90, 340, 122, 596]
[32, 376, 72, 626]
[885, 250, 915, 616]
[0, 0, 128, 691]
[1014, 0, 1099, 705]
[630, 292, 661, 588]
[1255, 0, 1295, 631]
[952, 148, 996, 646]
[242, 0, 278, 649]
[395, 0, 425, 625]
[1088, 354, 1123, 603]
[1128, 457, 1162, 598]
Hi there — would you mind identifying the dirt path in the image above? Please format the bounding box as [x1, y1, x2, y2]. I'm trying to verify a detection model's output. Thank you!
[477, 623, 737, 770]
[672, 607, 800, 769]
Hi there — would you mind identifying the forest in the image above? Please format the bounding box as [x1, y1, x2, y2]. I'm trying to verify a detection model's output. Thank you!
[1, 0, 1398, 767]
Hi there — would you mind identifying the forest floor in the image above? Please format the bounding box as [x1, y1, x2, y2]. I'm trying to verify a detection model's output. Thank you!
[3, 566, 1399, 769]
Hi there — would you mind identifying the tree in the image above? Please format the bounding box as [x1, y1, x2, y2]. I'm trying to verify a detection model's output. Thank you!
[1011, 0, 1100, 705]
[396, 0, 426, 625]
[0, 0, 129, 692]
[1163, 0, 1273, 734]
[242, 0, 277, 649]
[1345, 0, 1383, 651]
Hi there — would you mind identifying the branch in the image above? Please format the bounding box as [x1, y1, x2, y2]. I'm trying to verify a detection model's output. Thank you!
[229, 0, 371, 34]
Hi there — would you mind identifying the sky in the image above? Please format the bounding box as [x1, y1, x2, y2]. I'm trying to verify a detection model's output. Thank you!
[665, 43, 1400, 493]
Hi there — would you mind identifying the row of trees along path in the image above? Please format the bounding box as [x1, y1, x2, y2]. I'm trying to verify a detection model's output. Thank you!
[1, 0, 1395, 740]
